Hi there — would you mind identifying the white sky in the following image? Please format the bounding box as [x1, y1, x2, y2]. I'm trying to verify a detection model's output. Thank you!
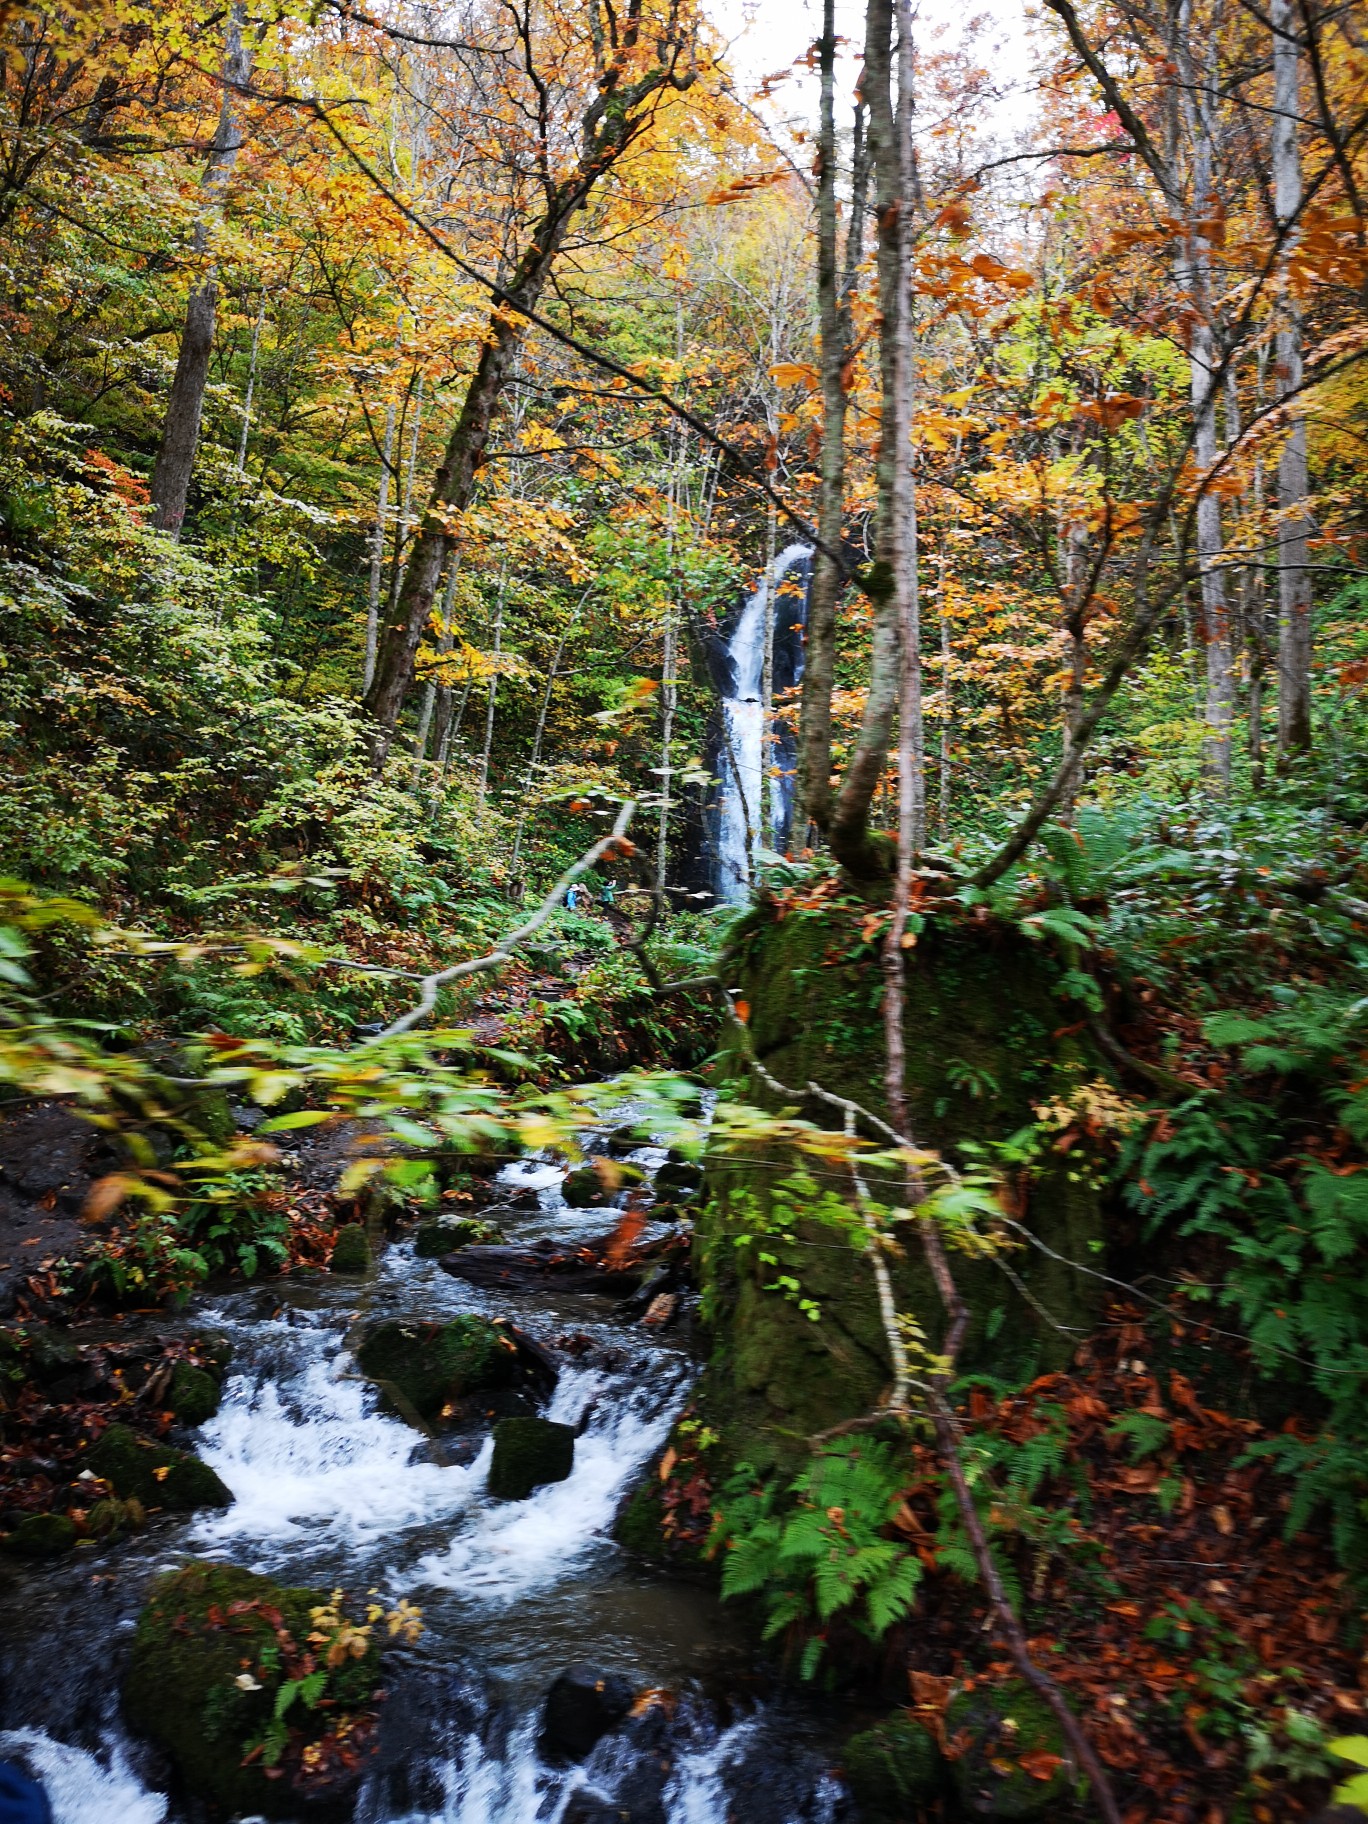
[722, 0, 1045, 148]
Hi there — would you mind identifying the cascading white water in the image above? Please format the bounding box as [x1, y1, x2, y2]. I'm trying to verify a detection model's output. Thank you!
[715, 543, 813, 904]
[0, 1123, 843, 1824]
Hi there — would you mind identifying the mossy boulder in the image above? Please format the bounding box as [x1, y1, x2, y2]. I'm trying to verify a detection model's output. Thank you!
[169, 1362, 222, 1426]
[843, 1712, 943, 1820]
[125, 1562, 381, 1817]
[329, 1222, 371, 1273]
[693, 904, 1108, 1473]
[945, 1681, 1070, 1818]
[562, 1163, 609, 1208]
[354, 1316, 519, 1424]
[489, 1416, 575, 1500]
[654, 1151, 703, 1201]
[0, 1511, 78, 1557]
[84, 1423, 232, 1511]
[414, 1215, 505, 1258]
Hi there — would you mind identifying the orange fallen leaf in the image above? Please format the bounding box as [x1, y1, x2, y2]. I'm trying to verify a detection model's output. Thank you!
[1018, 1750, 1064, 1782]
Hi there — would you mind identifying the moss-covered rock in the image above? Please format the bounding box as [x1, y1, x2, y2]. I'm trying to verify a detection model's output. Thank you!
[125, 1562, 381, 1817]
[944, 1681, 1070, 1818]
[692, 903, 1109, 1473]
[84, 1423, 232, 1511]
[562, 1163, 609, 1208]
[414, 1215, 505, 1258]
[329, 1222, 371, 1273]
[0, 1511, 78, 1556]
[843, 1712, 943, 1820]
[489, 1416, 575, 1500]
[354, 1316, 519, 1424]
[169, 1362, 222, 1426]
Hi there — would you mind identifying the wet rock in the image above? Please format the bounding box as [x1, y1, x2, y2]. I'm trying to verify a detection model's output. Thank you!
[0, 1512, 78, 1558]
[653, 1152, 702, 1201]
[945, 1681, 1069, 1818]
[606, 1122, 648, 1156]
[168, 1362, 222, 1426]
[842, 1712, 943, 1820]
[329, 1222, 371, 1273]
[125, 1562, 380, 1818]
[541, 1663, 636, 1759]
[83, 1423, 232, 1511]
[443, 1239, 654, 1296]
[354, 1316, 523, 1425]
[563, 1163, 610, 1208]
[488, 1416, 575, 1500]
[414, 1215, 505, 1257]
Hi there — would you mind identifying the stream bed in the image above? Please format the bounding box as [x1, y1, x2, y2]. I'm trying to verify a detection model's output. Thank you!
[0, 1131, 849, 1823]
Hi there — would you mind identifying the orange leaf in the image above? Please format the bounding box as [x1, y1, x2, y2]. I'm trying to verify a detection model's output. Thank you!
[1017, 1750, 1064, 1782]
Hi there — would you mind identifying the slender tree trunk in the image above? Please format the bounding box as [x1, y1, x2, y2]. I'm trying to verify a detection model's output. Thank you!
[364, 400, 398, 696]
[798, 0, 865, 837]
[234, 287, 266, 474]
[477, 554, 509, 806]
[938, 533, 953, 834]
[149, 1, 250, 534]
[513, 594, 585, 871]
[829, 0, 919, 876]
[1178, 16, 1234, 789]
[1248, 343, 1269, 783]
[760, 496, 778, 852]
[410, 561, 459, 790]
[1272, 0, 1313, 761]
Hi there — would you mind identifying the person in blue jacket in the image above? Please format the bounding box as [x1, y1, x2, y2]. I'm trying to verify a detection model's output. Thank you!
[0, 1761, 53, 1824]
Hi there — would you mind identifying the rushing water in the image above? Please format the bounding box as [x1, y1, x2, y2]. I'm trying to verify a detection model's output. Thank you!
[0, 1128, 847, 1823]
[714, 544, 814, 905]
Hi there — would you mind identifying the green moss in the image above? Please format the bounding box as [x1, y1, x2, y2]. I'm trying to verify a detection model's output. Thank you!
[944, 1681, 1070, 1818]
[354, 1316, 518, 1422]
[169, 1362, 222, 1426]
[84, 1423, 232, 1510]
[693, 905, 1110, 1473]
[414, 1215, 505, 1257]
[329, 1222, 371, 1273]
[843, 1712, 943, 1820]
[125, 1562, 380, 1818]
[0, 1511, 78, 1556]
[488, 1416, 575, 1499]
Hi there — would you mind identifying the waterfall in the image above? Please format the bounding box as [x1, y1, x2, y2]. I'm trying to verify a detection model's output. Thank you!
[714, 544, 813, 904]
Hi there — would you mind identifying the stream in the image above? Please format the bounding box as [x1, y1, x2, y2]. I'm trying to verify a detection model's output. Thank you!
[0, 1121, 848, 1823]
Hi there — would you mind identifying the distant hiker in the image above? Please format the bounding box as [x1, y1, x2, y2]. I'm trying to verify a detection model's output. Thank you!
[599, 880, 617, 910]
[564, 882, 582, 911]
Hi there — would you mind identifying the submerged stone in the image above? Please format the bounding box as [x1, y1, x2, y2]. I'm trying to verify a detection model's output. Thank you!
[488, 1416, 575, 1500]
[354, 1316, 520, 1424]
[329, 1222, 371, 1273]
[83, 1423, 231, 1511]
[0, 1512, 78, 1557]
[843, 1712, 943, 1819]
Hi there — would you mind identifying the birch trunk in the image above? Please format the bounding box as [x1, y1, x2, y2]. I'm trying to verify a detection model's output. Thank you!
[1178, 14, 1234, 789]
[759, 497, 778, 853]
[234, 288, 266, 474]
[828, 0, 919, 874]
[149, 1, 251, 534]
[1272, 0, 1313, 760]
[477, 554, 510, 806]
[363, 400, 398, 696]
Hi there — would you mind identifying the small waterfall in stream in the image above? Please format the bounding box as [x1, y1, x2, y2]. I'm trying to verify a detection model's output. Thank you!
[0, 1109, 846, 1824]
[713, 543, 814, 904]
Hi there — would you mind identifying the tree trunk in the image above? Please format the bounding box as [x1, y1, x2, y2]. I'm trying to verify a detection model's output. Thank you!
[234, 287, 266, 474]
[760, 496, 778, 852]
[1272, 0, 1313, 761]
[828, 0, 919, 876]
[797, 0, 864, 838]
[1178, 16, 1234, 790]
[477, 554, 509, 806]
[149, 1, 250, 535]
[364, 400, 398, 696]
